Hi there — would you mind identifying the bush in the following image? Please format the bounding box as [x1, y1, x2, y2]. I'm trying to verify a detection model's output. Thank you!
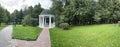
[30, 18, 38, 26]
[59, 23, 70, 30]
[22, 15, 38, 26]
[118, 21, 120, 26]
[22, 15, 31, 26]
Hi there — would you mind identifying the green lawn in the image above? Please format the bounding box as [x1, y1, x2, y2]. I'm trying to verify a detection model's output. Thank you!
[50, 24, 120, 47]
[12, 25, 42, 41]
[0, 23, 7, 30]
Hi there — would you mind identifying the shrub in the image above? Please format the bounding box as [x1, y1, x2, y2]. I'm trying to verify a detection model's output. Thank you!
[22, 15, 31, 26]
[118, 21, 120, 26]
[22, 15, 38, 26]
[59, 23, 70, 30]
[30, 18, 38, 26]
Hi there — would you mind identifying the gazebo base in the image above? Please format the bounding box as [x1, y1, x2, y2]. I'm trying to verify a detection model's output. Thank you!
[39, 25, 55, 28]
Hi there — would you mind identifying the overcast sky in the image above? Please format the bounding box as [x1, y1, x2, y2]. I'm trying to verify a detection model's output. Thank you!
[0, 0, 53, 13]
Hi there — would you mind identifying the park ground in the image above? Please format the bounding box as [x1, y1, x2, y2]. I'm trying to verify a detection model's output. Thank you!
[50, 24, 120, 47]
[1, 24, 120, 47]
[0, 23, 7, 30]
[12, 25, 42, 41]
[0, 25, 50, 47]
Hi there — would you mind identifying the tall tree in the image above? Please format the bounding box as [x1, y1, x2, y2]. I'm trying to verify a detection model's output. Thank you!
[0, 5, 4, 25]
[3, 9, 10, 24]
[51, 1, 64, 26]
[63, 0, 96, 25]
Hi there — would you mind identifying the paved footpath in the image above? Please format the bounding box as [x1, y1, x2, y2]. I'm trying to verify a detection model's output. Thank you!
[14, 28, 51, 47]
[0, 25, 13, 47]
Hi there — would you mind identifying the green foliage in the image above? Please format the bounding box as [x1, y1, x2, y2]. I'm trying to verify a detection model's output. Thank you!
[12, 10, 21, 24]
[95, 0, 120, 23]
[51, 0, 97, 25]
[51, 0, 120, 25]
[93, 12, 101, 23]
[22, 15, 31, 26]
[51, 1, 64, 26]
[22, 15, 39, 26]
[59, 23, 70, 30]
[51, 1, 63, 15]
[30, 18, 38, 26]
[3, 10, 10, 24]
[11, 3, 43, 26]
[0, 3, 43, 26]
[0, 5, 4, 24]
[0, 4, 11, 25]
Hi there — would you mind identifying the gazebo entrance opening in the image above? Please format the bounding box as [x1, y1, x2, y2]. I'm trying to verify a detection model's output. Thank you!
[44, 16, 49, 27]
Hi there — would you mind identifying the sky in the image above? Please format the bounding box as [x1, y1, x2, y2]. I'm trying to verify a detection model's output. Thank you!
[0, 0, 53, 13]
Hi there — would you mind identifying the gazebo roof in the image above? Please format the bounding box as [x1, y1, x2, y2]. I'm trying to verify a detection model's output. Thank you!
[40, 9, 53, 15]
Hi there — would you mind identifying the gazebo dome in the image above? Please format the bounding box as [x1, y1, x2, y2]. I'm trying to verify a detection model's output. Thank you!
[40, 10, 53, 15]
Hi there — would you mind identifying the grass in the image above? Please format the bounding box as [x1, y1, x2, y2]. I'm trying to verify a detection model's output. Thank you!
[0, 23, 7, 30]
[50, 24, 120, 47]
[12, 25, 42, 41]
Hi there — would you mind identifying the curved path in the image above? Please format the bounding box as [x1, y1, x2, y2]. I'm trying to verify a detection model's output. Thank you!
[0, 25, 13, 47]
[14, 28, 51, 47]
[0, 25, 51, 47]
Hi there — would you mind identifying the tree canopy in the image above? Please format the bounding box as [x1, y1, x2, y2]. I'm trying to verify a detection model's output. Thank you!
[0, 5, 10, 25]
[1, 0, 120, 26]
[51, 0, 120, 26]
[11, 3, 43, 26]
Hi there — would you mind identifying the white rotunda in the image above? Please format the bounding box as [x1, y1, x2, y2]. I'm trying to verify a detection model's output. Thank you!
[39, 10, 55, 28]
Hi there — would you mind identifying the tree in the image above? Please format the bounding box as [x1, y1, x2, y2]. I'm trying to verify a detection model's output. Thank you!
[22, 15, 31, 26]
[17, 10, 24, 24]
[0, 4, 11, 25]
[3, 9, 10, 24]
[96, 0, 120, 23]
[51, 1, 64, 26]
[32, 3, 43, 26]
[33, 3, 43, 18]
[11, 3, 43, 26]
[63, 0, 96, 25]
[12, 10, 20, 24]
[0, 5, 4, 26]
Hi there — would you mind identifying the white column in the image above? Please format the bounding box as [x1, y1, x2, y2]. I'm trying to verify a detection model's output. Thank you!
[49, 16, 51, 28]
[40, 17, 42, 26]
[39, 16, 40, 26]
[39, 16, 41, 26]
[43, 16, 44, 28]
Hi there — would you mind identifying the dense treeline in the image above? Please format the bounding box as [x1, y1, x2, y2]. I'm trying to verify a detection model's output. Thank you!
[11, 3, 43, 26]
[1, 0, 120, 27]
[0, 5, 10, 25]
[51, 0, 120, 26]
[0, 3, 43, 26]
